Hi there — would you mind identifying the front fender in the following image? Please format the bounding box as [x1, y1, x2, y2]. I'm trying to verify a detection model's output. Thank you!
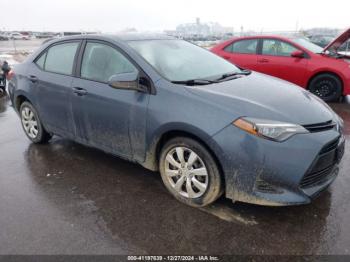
[141, 122, 227, 171]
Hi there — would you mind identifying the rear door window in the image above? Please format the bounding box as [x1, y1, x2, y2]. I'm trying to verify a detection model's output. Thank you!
[224, 39, 258, 54]
[43, 42, 79, 75]
[80, 42, 137, 83]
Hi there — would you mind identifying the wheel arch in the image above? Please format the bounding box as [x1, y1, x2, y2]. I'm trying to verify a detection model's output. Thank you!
[142, 127, 225, 183]
[14, 93, 50, 134]
[307, 71, 344, 94]
[15, 94, 32, 112]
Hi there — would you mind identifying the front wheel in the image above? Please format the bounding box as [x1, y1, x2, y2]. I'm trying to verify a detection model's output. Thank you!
[159, 137, 223, 207]
[309, 74, 342, 102]
[20, 101, 52, 143]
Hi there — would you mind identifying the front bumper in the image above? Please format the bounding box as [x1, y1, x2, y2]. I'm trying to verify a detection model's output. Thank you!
[344, 95, 350, 104]
[212, 124, 345, 206]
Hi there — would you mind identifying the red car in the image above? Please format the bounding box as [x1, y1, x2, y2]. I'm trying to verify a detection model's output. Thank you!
[211, 28, 350, 102]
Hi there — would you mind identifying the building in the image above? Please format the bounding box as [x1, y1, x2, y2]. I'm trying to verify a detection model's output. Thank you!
[171, 18, 233, 39]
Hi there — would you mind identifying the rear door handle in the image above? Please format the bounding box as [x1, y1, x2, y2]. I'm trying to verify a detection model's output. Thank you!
[28, 75, 38, 83]
[258, 58, 269, 63]
[223, 56, 231, 60]
[73, 87, 88, 96]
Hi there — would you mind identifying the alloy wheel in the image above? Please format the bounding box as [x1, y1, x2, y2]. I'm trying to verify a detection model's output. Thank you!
[21, 107, 39, 139]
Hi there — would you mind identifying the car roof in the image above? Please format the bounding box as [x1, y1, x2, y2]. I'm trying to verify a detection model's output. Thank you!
[44, 33, 176, 44]
[233, 35, 293, 40]
[228, 35, 311, 44]
[110, 33, 176, 41]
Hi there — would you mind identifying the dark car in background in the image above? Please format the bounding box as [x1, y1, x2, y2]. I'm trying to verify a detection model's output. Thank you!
[35, 32, 55, 39]
[211, 28, 350, 102]
[309, 35, 334, 47]
[8, 34, 345, 207]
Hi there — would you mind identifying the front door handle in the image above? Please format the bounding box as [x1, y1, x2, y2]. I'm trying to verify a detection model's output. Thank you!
[223, 56, 231, 60]
[73, 87, 88, 96]
[28, 75, 38, 83]
[258, 58, 269, 63]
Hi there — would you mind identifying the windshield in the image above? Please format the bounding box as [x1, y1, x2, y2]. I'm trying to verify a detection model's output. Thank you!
[292, 38, 323, 53]
[128, 39, 241, 82]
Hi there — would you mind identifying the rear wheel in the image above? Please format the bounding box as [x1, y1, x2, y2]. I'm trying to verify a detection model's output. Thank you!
[309, 73, 342, 102]
[159, 137, 223, 207]
[20, 101, 52, 143]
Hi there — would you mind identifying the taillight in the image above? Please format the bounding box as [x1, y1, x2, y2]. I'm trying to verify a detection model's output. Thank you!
[7, 70, 14, 80]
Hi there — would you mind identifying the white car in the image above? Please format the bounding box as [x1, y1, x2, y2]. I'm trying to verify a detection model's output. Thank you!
[10, 33, 30, 40]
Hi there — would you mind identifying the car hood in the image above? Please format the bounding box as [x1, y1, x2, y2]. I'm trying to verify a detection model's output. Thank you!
[323, 28, 350, 53]
[185, 72, 334, 125]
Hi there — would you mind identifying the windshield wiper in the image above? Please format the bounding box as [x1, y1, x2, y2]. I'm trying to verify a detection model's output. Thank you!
[171, 79, 218, 86]
[215, 70, 251, 81]
[171, 70, 252, 86]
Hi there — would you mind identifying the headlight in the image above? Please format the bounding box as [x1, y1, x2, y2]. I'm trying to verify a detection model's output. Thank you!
[233, 117, 309, 142]
[335, 115, 344, 134]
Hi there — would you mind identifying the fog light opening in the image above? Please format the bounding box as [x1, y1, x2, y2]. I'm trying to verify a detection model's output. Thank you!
[255, 179, 283, 194]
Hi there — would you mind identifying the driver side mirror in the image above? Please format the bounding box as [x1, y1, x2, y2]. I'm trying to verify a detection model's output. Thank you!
[108, 71, 147, 92]
[291, 50, 305, 58]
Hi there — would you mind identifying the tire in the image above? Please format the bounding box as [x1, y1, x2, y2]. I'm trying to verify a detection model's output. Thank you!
[19, 101, 52, 144]
[308, 73, 342, 102]
[159, 137, 223, 207]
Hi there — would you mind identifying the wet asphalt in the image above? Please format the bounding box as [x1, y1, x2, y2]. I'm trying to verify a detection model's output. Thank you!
[0, 93, 350, 255]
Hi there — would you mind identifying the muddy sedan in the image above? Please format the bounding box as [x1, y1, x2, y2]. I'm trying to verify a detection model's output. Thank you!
[8, 34, 345, 207]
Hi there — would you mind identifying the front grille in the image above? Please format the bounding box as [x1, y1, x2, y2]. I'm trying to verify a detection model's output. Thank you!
[303, 120, 336, 133]
[300, 137, 342, 189]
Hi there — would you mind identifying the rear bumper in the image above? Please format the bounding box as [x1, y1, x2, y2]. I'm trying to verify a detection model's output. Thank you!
[212, 124, 345, 206]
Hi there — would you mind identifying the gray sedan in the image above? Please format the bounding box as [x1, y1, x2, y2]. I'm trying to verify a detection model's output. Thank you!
[8, 34, 345, 207]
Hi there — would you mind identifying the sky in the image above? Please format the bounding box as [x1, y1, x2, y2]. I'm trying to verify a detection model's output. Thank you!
[1, 0, 349, 33]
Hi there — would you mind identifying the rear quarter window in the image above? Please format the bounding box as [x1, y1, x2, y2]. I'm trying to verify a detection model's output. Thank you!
[35, 52, 47, 69]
